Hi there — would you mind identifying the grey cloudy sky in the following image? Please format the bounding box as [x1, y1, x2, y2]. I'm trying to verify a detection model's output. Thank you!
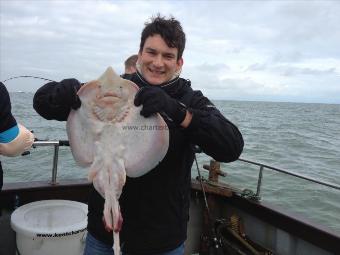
[1, 0, 339, 103]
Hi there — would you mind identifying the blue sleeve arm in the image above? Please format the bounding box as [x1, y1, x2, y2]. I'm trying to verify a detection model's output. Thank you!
[0, 83, 18, 138]
[0, 125, 19, 143]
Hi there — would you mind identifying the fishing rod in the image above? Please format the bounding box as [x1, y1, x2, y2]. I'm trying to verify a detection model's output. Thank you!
[193, 145, 225, 255]
[1, 75, 56, 83]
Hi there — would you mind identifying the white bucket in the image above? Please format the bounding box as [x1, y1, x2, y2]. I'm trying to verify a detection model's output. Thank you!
[11, 200, 88, 255]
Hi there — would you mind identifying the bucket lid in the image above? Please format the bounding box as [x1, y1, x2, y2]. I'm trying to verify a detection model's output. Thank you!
[11, 200, 88, 238]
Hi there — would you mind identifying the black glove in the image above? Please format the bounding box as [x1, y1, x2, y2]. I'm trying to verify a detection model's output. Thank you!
[134, 86, 187, 124]
[54, 79, 81, 110]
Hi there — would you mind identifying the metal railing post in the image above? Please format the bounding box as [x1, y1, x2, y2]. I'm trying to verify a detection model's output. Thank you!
[31, 141, 67, 185]
[51, 144, 59, 185]
[256, 165, 264, 199]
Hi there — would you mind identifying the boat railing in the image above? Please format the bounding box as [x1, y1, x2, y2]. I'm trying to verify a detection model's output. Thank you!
[30, 140, 70, 185]
[237, 157, 340, 200]
[29, 141, 340, 197]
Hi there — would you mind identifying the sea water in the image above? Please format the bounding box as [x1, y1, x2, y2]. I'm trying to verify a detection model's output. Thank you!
[2, 92, 340, 234]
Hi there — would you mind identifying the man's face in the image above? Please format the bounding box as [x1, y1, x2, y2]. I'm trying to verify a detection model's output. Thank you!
[138, 34, 183, 85]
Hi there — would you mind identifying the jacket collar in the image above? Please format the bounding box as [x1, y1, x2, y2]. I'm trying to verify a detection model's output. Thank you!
[128, 72, 191, 98]
[135, 71, 180, 89]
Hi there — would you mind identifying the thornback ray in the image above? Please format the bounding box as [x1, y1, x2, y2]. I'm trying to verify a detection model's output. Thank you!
[66, 67, 169, 254]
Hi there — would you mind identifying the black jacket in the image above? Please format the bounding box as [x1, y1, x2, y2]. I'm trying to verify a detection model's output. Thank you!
[0, 83, 18, 190]
[33, 73, 244, 254]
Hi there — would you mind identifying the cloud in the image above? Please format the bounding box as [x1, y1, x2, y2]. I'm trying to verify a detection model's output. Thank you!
[280, 67, 336, 77]
[0, 0, 339, 104]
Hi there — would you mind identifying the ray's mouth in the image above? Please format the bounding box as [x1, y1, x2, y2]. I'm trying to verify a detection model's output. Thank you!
[95, 92, 122, 107]
[103, 92, 120, 98]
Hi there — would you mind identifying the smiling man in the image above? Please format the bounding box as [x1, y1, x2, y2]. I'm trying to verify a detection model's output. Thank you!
[33, 14, 244, 255]
[113, 15, 243, 255]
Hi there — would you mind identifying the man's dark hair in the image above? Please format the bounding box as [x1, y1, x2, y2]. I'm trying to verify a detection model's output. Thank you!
[139, 14, 186, 60]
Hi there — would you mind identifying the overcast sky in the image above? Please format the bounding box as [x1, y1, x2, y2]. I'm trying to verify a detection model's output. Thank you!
[1, 0, 339, 103]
